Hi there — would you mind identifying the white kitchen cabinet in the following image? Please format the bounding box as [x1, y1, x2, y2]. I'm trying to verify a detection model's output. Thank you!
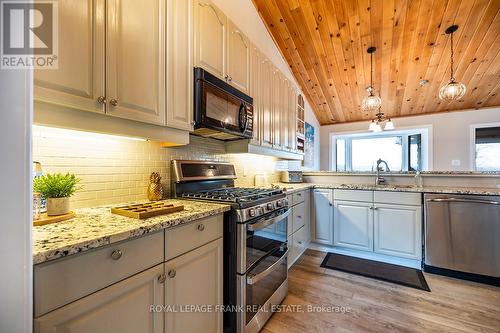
[194, 0, 226, 80]
[165, 238, 223, 333]
[166, 0, 194, 131]
[333, 201, 373, 252]
[34, 0, 105, 114]
[106, 0, 166, 125]
[272, 69, 282, 149]
[280, 78, 290, 150]
[288, 86, 297, 152]
[374, 204, 422, 260]
[34, 264, 164, 333]
[226, 19, 250, 93]
[312, 189, 334, 245]
[260, 58, 274, 147]
[249, 44, 261, 145]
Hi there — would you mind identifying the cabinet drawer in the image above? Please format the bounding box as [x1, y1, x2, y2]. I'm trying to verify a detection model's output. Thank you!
[34, 231, 164, 317]
[292, 190, 306, 205]
[291, 201, 306, 234]
[374, 191, 421, 206]
[165, 214, 223, 261]
[334, 189, 373, 202]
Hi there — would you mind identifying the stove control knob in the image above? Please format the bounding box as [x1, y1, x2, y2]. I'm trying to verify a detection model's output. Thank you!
[276, 200, 283, 207]
[267, 203, 274, 210]
[248, 209, 256, 217]
[257, 207, 264, 215]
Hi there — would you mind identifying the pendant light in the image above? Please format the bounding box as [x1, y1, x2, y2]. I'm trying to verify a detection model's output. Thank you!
[439, 25, 466, 101]
[368, 107, 394, 132]
[362, 46, 382, 112]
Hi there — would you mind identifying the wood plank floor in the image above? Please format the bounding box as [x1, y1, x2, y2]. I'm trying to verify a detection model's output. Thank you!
[263, 250, 500, 333]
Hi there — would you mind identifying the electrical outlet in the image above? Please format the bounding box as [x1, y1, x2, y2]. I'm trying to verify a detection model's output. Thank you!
[451, 160, 461, 167]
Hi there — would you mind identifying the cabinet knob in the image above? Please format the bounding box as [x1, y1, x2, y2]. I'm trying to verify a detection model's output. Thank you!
[97, 96, 106, 104]
[111, 249, 122, 260]
[109, 98, 118, 106]
[224, 75, 229, 81]
[298, 241, 303, 245]
[197, 224, 205, 231]
[168, 269, 176, 278]
[228, 76, 232, 82]
[157, 273, 166, 283]
[297, 215, 302, 219]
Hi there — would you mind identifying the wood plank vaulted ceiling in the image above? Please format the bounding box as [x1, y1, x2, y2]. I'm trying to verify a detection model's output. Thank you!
[252, 0, 500, 125]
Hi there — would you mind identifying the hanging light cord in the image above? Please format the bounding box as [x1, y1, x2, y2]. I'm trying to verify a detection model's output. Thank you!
[370, 51, 374, 90]
[450, 31, 455, 81]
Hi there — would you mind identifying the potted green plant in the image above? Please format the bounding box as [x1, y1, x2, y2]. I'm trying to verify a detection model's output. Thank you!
[33, 173, 82, 216]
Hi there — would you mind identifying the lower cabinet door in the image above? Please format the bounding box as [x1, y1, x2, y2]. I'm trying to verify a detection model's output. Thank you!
[312, 189, 334, 245]
[333, 201, 373, 252]
[374, 204, 422, 260]
[34, 264, 165, 333]
[288, 225, 309, 268]
[165, 238, 223, 333]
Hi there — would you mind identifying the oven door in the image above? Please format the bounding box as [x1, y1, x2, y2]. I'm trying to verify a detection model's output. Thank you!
[240, 246, 288, 328]
[238, 207, 290, 274]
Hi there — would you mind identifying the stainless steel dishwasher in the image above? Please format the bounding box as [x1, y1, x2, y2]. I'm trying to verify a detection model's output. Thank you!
[424, 193, 500, 285]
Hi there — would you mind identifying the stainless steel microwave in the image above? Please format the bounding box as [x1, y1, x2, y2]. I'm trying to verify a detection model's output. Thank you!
[193, 67, 253, 141]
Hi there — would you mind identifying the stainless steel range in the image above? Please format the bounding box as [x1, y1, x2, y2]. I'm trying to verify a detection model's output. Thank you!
[171, 160, 289, 333]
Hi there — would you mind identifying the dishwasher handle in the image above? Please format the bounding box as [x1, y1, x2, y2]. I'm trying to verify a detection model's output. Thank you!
[426, 197, 500, 205]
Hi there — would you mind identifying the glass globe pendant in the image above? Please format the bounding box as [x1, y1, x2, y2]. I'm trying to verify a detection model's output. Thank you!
[362, 86, 382, 112]
[362, 46, 381, 112]
[439, 25, 466, 101]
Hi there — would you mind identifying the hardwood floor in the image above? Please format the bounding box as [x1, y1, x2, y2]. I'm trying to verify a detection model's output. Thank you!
[263, 250, 500, 333]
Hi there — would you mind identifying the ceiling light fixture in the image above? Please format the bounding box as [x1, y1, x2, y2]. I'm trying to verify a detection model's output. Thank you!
[439, 25, 466, 101]
[362, 46, 382, 112]
[368, 107, 394, 132]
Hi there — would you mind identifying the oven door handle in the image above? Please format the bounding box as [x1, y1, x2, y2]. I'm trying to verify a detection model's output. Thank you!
[246, 249, 289, 285]
[247, 208, 291, 232]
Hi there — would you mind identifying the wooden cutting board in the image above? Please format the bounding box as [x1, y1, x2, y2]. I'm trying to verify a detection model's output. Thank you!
[111, 201, 184, 219]
[33, 211, 76, 226]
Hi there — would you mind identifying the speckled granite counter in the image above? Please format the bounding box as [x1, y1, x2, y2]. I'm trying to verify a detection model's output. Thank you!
[312, 183, 500, 196]
[33, 199, 231, 265]
[271, 182, 500, 196]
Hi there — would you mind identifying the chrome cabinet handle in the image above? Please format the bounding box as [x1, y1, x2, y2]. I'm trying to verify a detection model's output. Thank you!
[426, 198, 500, 205]
[97, 96, 106, 104]
[168, 269, 176, 278]
[109, 98, 118, 106]
[157, 274, 166, 283]
[111, 249, 122, 260]
[197, 224, 205, 231]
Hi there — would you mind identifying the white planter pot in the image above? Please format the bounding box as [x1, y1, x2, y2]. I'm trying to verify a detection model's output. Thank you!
[46, 197, 70, 216]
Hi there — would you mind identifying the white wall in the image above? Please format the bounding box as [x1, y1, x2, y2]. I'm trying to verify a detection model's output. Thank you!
[211, 0, 321, 170]
[0, 69, 33, 331]
[320, 107, 500, 171]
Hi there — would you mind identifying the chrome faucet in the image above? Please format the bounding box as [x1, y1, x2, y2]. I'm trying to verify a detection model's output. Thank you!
[376, 158, 390, 185]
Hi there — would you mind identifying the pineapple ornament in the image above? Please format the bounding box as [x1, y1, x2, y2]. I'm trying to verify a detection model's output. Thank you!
[147, 172, 164, 201]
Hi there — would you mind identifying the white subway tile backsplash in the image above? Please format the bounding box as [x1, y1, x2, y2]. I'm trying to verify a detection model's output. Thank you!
[33, 127, 283, 208]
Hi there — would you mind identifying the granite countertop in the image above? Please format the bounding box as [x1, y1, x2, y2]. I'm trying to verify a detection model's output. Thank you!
[303, 171, 500, 177]
[33, 199, 231, 265]
[271, 182, 500, 196]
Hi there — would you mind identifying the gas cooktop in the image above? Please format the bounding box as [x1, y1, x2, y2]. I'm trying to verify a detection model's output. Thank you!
[181, 187, 283, 204]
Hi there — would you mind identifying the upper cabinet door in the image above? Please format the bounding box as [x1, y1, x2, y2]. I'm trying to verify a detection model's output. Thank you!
[280, 78, 290, 150]
[260, 59, 273, 147]
[272, 69, 281, 148]
[34, 0, 105, 114]
[226, 19, 250, 93]
[249, 44, 261, 145]
[194, 0, 226, 80]
[106, 0, 166, 125]
[288, 87, 297, 151]
[166, 0, 194, 131]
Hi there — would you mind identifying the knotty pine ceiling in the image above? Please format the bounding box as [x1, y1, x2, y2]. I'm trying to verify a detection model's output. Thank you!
[252, 0, 500, 125]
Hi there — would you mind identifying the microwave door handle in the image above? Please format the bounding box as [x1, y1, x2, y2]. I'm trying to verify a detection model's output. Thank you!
[247, 208, 291, 232]
[246, 249, 289, 285]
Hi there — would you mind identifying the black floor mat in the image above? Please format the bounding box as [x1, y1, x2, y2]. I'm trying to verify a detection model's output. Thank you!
[320, 253, 430, 292]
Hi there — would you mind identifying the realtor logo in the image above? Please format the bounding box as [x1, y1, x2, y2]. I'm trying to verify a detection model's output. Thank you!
[1, 0, 58, 69]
